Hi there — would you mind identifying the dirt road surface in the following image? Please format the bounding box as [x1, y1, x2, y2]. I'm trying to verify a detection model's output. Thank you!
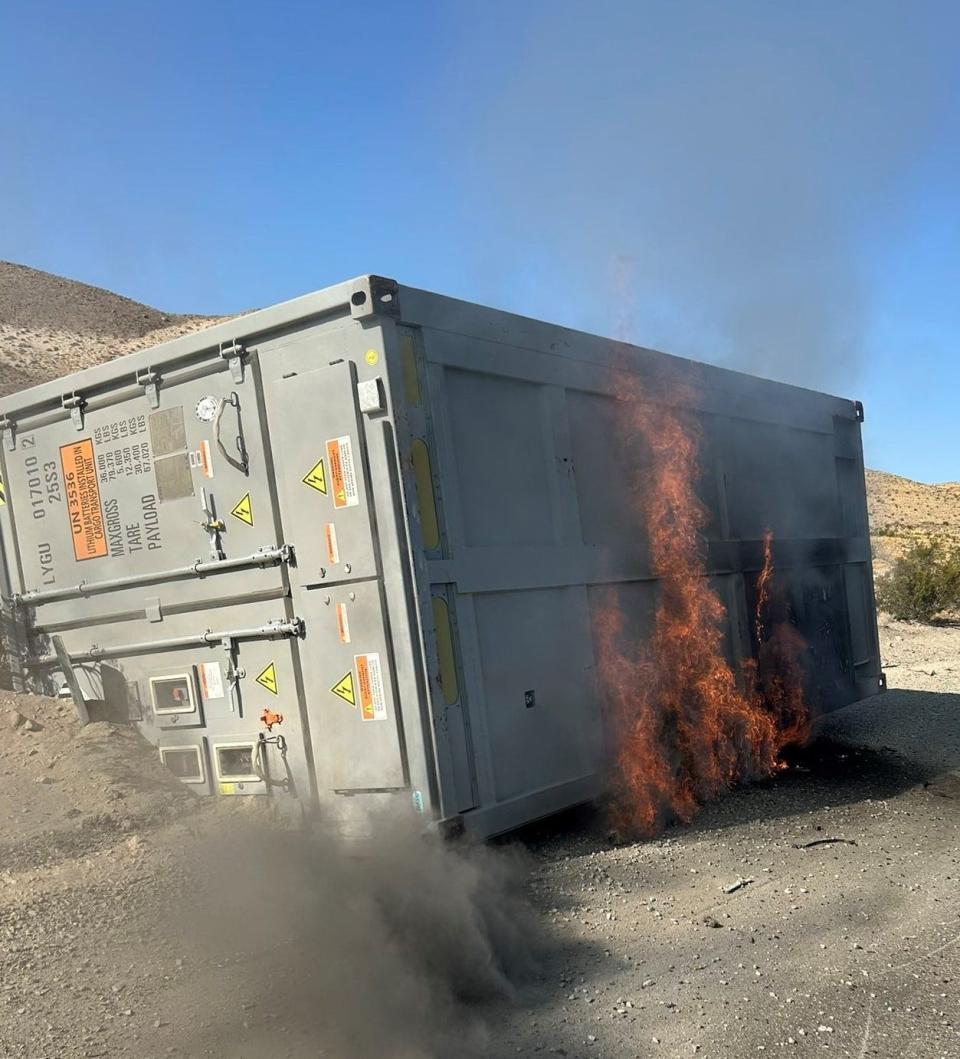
[1, 618, 957, 1059]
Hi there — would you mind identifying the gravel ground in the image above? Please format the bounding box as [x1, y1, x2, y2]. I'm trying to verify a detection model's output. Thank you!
[1, 618, 957, 1059]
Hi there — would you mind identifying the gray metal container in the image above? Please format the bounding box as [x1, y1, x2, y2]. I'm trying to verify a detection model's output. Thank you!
[0, 276, 882, 836]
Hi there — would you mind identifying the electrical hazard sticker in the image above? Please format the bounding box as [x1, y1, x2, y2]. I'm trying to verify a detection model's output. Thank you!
[60, 438, 107, 561]
[355, 652, 387, 722]
[231, 492, 254, 526]
[331, 670, 356, 707]
[0, 473, 5, 506]
[325, 435, 360, 509]
[255, 662, 278, 695]
[302, 458, 327, 494]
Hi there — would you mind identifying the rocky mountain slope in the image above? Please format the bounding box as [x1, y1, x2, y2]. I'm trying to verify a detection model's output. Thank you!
[0, 262, 220, 396]
[866, 468, 960, 575]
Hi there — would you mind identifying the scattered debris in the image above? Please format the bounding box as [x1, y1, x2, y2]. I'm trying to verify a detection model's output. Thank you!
[794, 838, 858, 849]
[723, 877, 754, 894]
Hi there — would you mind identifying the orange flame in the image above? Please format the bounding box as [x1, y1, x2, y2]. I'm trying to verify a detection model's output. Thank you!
[596, 372, 810, 836]
[755, 529, 774, 646]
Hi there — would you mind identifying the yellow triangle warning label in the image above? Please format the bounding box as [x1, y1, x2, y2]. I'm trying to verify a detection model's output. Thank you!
[231, 493, 253, 526]
[0, 474, 6, 506]
[331, 670, 356, 707]
[255, 662, 278, 695]
[302, 458, 327, 494]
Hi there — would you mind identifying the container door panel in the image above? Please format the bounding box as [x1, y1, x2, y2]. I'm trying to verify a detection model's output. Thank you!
[2, 364, 281, 629]
[297, 583, 407, 792]
[267, 363, 378, 587]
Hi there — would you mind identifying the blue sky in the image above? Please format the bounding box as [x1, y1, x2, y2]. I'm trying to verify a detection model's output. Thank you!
[1, 0, 957, 481]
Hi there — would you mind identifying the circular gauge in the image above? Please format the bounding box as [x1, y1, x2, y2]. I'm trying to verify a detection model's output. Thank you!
[195, 396, 220, 423]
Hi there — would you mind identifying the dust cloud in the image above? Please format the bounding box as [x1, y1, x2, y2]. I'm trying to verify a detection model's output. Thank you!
[168, 808, 539, 1059]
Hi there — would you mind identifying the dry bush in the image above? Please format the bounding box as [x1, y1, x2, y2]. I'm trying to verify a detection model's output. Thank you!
[876, 538, 960, 622]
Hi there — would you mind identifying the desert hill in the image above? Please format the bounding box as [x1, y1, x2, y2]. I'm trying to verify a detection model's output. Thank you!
[0, 261, 220, 396]
[865, 468, 960, 575]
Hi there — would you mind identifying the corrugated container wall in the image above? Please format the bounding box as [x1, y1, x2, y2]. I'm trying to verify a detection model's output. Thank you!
[0, 277, 883, 836]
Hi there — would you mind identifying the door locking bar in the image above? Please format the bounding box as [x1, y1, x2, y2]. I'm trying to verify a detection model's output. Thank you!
[200, 488, 225, 560]
[222, 635, 246, 717]
[16, 545, 294, 607]
[26, 617, 304, 667]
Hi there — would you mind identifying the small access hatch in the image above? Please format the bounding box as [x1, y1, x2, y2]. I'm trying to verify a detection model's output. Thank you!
[214, 742, 260, 783]
[150, 673, 198, 715]
[159, 745, 205, 783]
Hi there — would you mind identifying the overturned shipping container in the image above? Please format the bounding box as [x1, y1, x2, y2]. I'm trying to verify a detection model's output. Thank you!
[0, 277, 883, 836]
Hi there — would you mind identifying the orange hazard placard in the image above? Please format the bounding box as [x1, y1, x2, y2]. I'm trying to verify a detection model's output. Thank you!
[60, 439, 107, 561]
[325, 435, 360, 510]
[355, 652, 387, 722]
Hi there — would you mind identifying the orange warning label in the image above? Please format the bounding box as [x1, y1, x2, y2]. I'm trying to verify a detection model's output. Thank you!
[355, 652, 387, 722]
[324, 522, 340, 565]
[60, 439, 107, 561]
[325, 435, 360, 510]
[335, 601, 351, 644]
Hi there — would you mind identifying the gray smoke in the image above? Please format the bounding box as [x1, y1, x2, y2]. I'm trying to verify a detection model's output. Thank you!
[165, 809, 539, 1059]
[451, 1, 951, 393]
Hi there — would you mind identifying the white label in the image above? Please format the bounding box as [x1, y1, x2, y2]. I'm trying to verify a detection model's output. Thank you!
[355, 652, 388, 722]
[189, 441, 214, 477]
[198, 661, 225, 700]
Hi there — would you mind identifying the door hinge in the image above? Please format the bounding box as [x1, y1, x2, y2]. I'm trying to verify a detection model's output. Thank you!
[137, 368, 161, 408]
[0, 418, 15, 451]
[219, 340, 246, 383]
[62, 393, 87, 431]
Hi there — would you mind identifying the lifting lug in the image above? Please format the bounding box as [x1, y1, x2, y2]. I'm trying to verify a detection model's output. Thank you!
[62, 393, 86, 430]
[137, 368, 161, 408]
[219, 340, 246, 383]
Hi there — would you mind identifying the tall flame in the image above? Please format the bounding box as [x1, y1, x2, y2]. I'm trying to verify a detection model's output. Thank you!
[596, 372, 810, 836]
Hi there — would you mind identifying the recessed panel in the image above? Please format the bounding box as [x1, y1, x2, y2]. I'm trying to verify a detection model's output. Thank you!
[150, 673, 197, 715]
[473, 586, 599, 802]
[159, 745, 205, 783]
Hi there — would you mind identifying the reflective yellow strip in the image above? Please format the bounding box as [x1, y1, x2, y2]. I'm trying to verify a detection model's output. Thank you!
[431, 596, 460, 706]
[411, 438, 440, 551]
[400, 333, 421, 406]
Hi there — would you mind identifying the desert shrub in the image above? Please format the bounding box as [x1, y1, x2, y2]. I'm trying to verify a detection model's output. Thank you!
[875, 538, 960, 622]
